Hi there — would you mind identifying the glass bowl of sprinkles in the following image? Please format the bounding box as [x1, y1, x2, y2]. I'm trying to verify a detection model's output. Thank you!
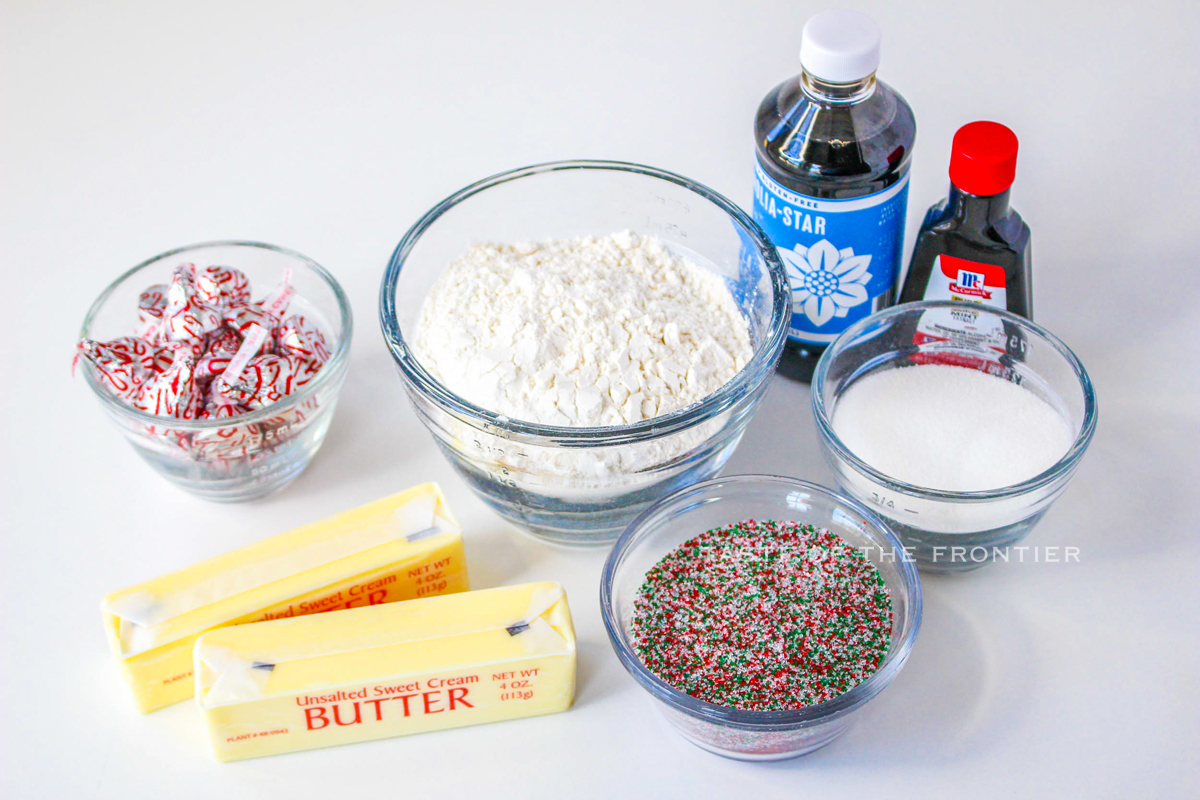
[600, 475, 922, 760]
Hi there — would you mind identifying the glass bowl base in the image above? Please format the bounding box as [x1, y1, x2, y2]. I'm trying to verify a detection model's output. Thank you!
[452, 456, 732, 546]
[879, 510, 1050, 573]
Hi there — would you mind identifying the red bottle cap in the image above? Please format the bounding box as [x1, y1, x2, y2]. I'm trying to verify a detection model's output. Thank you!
[949, 121, 1019, 196]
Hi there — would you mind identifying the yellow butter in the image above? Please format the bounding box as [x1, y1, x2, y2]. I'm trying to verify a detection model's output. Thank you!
[102, 483, 469, 713]
[194, 581, 575, 761]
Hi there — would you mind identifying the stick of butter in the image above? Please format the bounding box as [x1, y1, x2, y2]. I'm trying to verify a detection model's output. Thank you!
[102, 483, 468, 713]
[193, 581, 576, 762]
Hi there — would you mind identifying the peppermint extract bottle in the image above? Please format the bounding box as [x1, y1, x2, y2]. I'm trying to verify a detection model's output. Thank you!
[753, 10, 915, 382]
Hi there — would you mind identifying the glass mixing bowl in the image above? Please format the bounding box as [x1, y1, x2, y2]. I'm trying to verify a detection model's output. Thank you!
[79, 241, 352, 502]
[811, 301, 1098, 572]
[601, 475, 922, 760]
[379, 161, 789, 545]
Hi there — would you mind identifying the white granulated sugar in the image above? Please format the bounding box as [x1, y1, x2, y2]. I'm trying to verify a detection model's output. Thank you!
[831, 364, 1074, 492]
[414, 231, 752, 427]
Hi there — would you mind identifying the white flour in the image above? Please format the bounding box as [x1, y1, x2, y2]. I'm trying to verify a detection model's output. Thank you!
[414, 231, 752, 427]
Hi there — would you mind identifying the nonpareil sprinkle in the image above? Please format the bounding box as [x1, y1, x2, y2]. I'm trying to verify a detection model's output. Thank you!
[631, 519, 892, 711]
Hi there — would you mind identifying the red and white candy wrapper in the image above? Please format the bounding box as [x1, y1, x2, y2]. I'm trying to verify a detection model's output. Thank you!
[163, 266, 222, 342]
[214, 354, 295, 410]
[136, 336, 206, 384]
[223, 303, 279, 348]
[287, 355, 322, 389]
[218, 323, 269, 385]
[134, 354, 201, 419]
[277, 314, 331, 388]
[77, 263, 330, 464]
[147, 344, 177, 376]
[256, 399, 317, 440]
[98, 336, 158, 372]
[195, 265, 251, 311]
[191, 401, 262, 460]
[136, 284, 168, 342]
[194, 328, 243, 383]
[256, 267, 294, 319]
[169, 336, 208, 359]
[76, 338, 145, 399]
[277, 314, 331, 364]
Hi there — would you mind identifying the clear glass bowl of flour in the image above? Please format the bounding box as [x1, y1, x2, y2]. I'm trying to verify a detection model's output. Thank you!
[379, 161, 790, 545]
[811, 301, 1097, 572]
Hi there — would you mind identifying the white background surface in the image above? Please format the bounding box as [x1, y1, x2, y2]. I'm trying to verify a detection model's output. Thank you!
[3, 1, 1198, 797]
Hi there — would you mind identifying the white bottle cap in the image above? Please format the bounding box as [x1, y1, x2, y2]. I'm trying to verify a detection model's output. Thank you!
[800, 9, 882, 83]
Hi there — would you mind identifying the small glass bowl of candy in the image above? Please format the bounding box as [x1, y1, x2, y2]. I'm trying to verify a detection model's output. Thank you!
[77, 241, 352, 502]
[600, 475, 922, 760]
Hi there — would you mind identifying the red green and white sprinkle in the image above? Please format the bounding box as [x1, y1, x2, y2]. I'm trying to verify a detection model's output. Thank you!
[631, 519, 892, 711]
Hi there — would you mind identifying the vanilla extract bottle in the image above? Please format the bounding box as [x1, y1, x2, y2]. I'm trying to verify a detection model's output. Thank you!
[753, 9, 915, 382]
[899, 120, 1032, 318]
[899, 121, 1032, 371]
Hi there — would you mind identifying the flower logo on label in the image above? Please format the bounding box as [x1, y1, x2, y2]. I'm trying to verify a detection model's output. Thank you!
[779, 240, 872, 327]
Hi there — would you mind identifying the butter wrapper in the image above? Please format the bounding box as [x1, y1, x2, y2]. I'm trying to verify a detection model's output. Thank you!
[102, 483, 469, 713]
[194, 582, 575, 761]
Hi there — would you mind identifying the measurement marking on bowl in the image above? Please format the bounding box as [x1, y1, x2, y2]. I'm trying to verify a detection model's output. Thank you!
[870, 492, 919, 515]
[652, 194, 691, 214]
[642, 217, 689, 238]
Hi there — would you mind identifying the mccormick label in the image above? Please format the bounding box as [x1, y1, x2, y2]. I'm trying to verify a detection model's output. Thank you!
[753, 162, 909, 345]
[912, 257, 1021, 378]
[922, 254, 1007, 309]
[912, 305, 1021, 380]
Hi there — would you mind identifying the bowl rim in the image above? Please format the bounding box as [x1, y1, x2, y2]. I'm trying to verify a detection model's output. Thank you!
[811, 300, 1099, 501]
[599, 474, 923, 728]
[78, 240, 354, 431]
[377, 159, 790, 446]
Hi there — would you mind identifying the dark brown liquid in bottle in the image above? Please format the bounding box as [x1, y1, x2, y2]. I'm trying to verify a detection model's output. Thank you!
[898, 186, 1033, 370]
[755, 74, 915, 382]
[899, 186, 1032, 317]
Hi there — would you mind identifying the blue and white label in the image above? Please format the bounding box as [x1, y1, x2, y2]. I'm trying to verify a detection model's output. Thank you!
[753, 162, 910, 344]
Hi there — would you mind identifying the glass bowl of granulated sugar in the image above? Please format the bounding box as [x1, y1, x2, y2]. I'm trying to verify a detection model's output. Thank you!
[811, 300, 1098, 573]
[379, 160, 790, 545]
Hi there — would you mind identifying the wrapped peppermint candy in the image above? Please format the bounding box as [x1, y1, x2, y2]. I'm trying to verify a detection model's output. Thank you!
[257, 268, 294, 319]
[214, 354, 296, 411]
[163, 266, 221, 342]
[97, 336, 157, 373]
[195, 328, 243, 384]
[75, 338, 145, 399]
[277, 314, 330, 364]
[134, 354, 201, 419]
[191, 400, 262, 460]
[214, 323, 269, 385]
[288, 355, 322, 389]
[146, 344, 177, 377]
[195, 265, 251, 311]
[137, 284, 168, 342]
[169, 336, 208, 360]
[224, 304, 279, 350]
[277, 314, 330, 387]
[76, 262, 330, 465]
